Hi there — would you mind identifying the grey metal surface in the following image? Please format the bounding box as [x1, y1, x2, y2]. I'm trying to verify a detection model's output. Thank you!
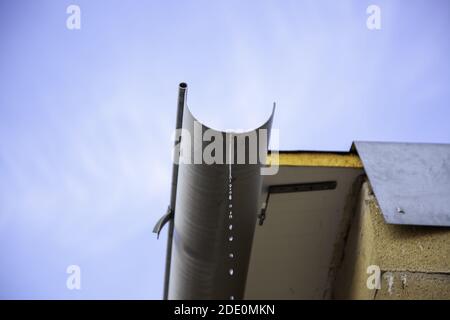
[167, 105, 274, 300]
[354, 141, 450, 226]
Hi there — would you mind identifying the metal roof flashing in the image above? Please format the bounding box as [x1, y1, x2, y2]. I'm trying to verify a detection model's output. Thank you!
[353, 141, 450, 227]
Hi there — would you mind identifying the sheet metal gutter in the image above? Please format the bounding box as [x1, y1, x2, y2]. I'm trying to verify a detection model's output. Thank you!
[155, 83, 274, 300]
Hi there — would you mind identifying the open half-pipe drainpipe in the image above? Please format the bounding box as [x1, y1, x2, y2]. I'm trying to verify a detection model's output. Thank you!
[155, 83, 274, 300]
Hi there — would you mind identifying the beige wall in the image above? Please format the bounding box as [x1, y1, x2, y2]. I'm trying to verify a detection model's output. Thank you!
[333, 181, 450, 299]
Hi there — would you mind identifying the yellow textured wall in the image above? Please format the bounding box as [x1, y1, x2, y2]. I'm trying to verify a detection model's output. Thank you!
[334, 182, 450, 300]
[267, 152, 363, 168]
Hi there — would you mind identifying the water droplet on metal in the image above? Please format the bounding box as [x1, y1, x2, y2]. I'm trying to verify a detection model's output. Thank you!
[228, 236, 233, 242]
[229, 224, 233, 230]
[229, 268, 234, 276]
[230, 296, 234, 300]
[229, 253, 234, 258]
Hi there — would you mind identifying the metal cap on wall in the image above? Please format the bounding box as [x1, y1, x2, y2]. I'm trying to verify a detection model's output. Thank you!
[353, 141, 450, 227]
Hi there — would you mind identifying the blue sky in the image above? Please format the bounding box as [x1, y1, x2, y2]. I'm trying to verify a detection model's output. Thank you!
[0, 0, 449, 299]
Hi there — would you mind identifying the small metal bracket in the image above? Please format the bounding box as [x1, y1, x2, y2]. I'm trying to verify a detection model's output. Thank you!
[153, 206, 174, 239]
[258, 181, 337, 226]
[258, 207, 267, 226]
[258, 191, 271, 226]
